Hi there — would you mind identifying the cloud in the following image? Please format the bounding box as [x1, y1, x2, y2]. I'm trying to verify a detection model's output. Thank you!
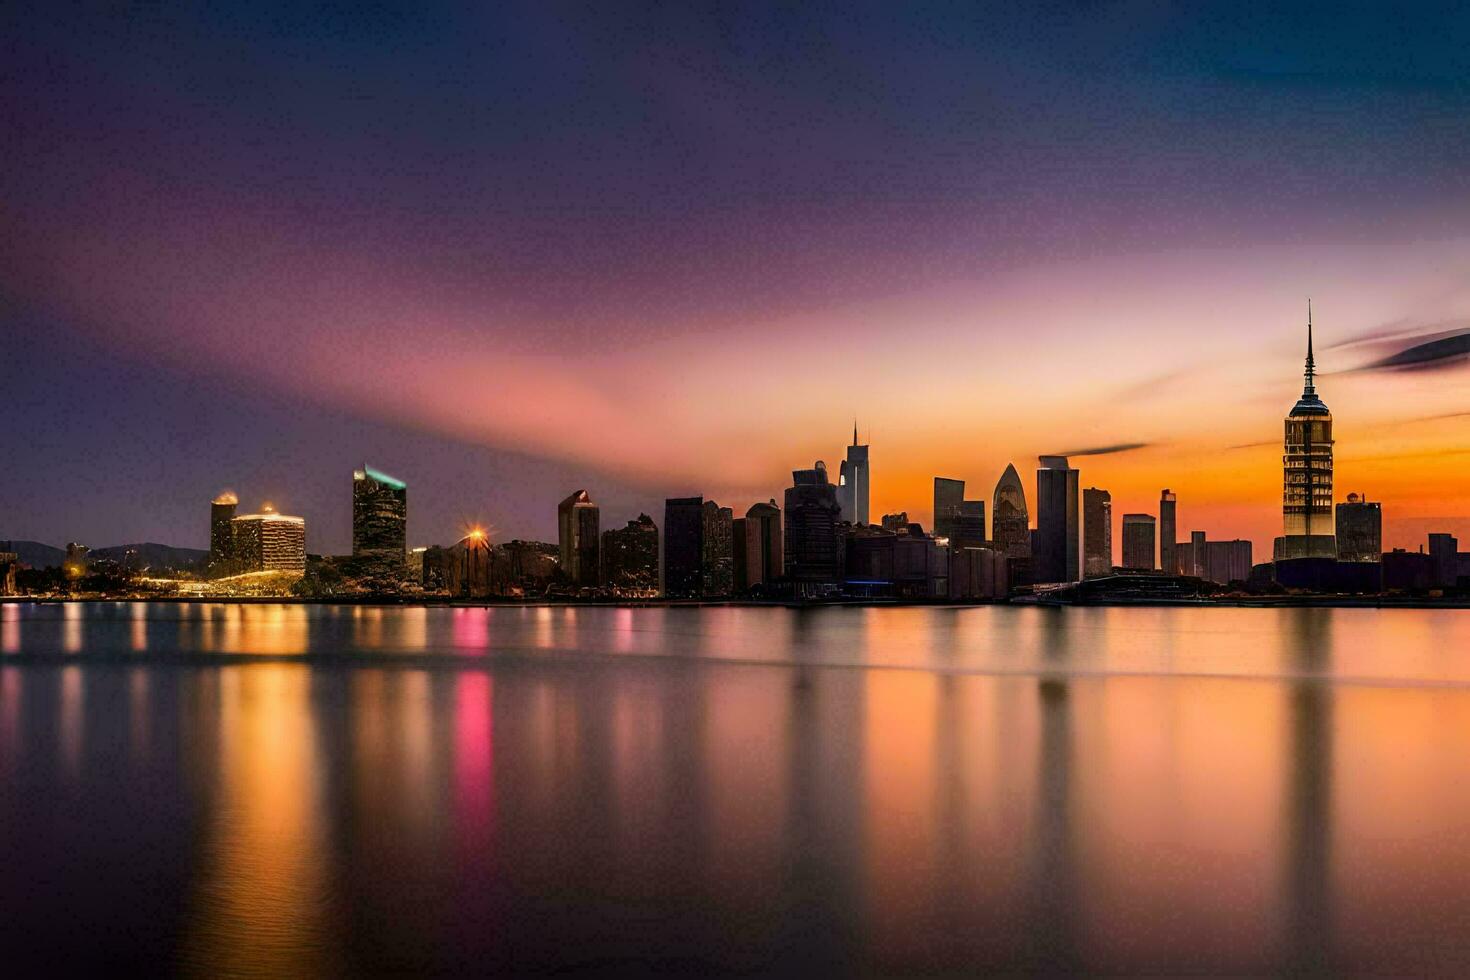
[1226, 440, 1276, 450]
[1348, 330, 1470, 373]
[1050, 442, 1149, 458]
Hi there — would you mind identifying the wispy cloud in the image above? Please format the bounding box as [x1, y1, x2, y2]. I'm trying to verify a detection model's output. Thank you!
[1226, 440, 1276, 451]
[1051, 442, 1149, 458]
[1345, 330, 1470, 373]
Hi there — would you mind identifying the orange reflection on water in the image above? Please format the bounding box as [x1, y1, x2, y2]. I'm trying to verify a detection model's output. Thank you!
[1, 606, 18, 654]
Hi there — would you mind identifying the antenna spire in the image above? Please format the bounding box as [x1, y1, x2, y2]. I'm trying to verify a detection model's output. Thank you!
[1303, 298, 1316, 396]
[853, 419, 859, 446]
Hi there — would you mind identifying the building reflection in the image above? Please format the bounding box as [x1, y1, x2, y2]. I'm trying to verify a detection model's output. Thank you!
[1029, 677, 1080, 970]
[1283, 608, 1334, 972]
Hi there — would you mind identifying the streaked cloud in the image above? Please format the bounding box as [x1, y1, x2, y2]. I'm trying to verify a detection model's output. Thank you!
[1051, 442, 1150, 458]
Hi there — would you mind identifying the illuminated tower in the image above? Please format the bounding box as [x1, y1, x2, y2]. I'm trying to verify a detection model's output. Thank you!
[1280, 304, 1335, 559]
[209, 491, 238, 575]
[837, 422, 870, 526]
[352, 465, 408, 567]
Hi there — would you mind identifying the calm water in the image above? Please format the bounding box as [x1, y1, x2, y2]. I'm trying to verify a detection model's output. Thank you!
[3, 602, 1470, 974]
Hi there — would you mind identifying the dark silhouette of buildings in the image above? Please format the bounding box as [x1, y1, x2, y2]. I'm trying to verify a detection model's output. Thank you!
[601, 514, 659, 593]
[446, 530, 494, 597]
[1280, 305, 1336, 560]
[739, 500, 782, 591]
[557, 489, 601, 587]
[954, 499, 986, 549]
[933, 477, 964, 540]
[1335, 493, 1381, 562]
[785, 461, 843, 596]
[950, 546, 1009, 599]
[702, 500, 735, 597]
[1429, 533, 1460, 588]
[1034, 456, 1079, 584]
[1121, 513, 1156, 571]
[1383, 549, 1434, 592]
[844, 523, 946, 598]
[662, 496, 704, 598]
[880, 512, 909, 531]
[1160, 489, 1177, 574]
[992, 464, 1031, 559]
[837, 423, 870, 526]
[1176, 535, 1253, 585]
[1082, 487, 1112, 577]
[352, 465, 407, 570]
[209, 491, 237, 575]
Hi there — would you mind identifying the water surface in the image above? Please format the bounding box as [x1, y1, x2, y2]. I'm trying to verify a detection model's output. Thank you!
[2, 602, 1469, 974]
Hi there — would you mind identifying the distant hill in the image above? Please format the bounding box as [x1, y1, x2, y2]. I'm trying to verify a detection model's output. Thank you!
[2, 540, 65, 567]
[0, 540, 206, 570]
[92, 543, 208, 571]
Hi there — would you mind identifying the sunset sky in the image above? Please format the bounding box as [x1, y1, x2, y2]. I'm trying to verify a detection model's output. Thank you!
[5, 2, 1470, 555]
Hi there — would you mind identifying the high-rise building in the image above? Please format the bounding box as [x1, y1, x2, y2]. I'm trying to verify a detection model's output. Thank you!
[1160, 489, 1177, 574]
[1190, 530, 1206, 577]
[1335, 493, 1382, 562]
[209, 491, 238, 574]
[1429, 533, 1460, 588]
[742, 500, 783, 591]
[1034, 456, 1080, 584]
[557, 489, 601, 587]
[992, 464, 1031, 559]
[662, 497, 704, 598]
[785, 461, 843, 595]
[1281, 304, 1335, 559]
[352, 465, 407, 567]
[933, 477, 965, 540]
[1082, 487, 1112, 577]
[954, 499, 986, 549]
[231, 504, 306, 573]
[702, 500, 734, 597]
[601, 514, 659, 593]
[1204, 539, 1253, 586]
[837, 423, 871, 526]
[1121, 514, 1156, 571]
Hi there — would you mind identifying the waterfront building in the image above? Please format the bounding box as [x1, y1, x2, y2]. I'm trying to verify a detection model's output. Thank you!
[741, 500, 783, 591]
[845, 524, 945, 598]
[352, 465, 407, 568]
[837, 423, 871, 526]
[880, 512, 909, 531]
[950, 546, 1009, 599]
[1121, 514, 1156, 571]
[0, 547, 16, 596]
[1280, 305, 1336, 559]
[1160, 489, 1177, 574]
[230, 505, 306, 573]
[953, 499, 986, 549]
[933, 478, 964, 540]
[1335, 493, 1382, 562]
[1082, 487, 1112, 577]
[785, 461, 843, 595]
[1190, 530, 1206, 577]
[601, 514, 659, 593]
[1205, 539, 1253, 586]
[1034, 456, 1079, 583]
[662, 497, 704, 598]
[1429, 533, 1460, 588]
[209, 491, 237, 575]
[702, 501, 735, 597]
[446, 530, 493, 598]
[992, 464, 1031, 559]
[557, 489, 601, 587]
[1383, 549, 1434, 592]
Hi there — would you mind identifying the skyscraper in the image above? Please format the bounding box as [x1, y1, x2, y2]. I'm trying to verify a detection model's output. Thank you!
[1082, 487, 1112, 577]
[837, 423, 870, 526]
[785, 461, 843, 595]
[1335, 494, 1382, 562]
[557, 489, 601, 587]
[1280, 304, 1335, 559]
[352, 465, 407, 567]
[992, 464, 1031, 558]
[742, 500, 783, 591]
[1034, 456, 1079, 584]
[933, 477, 965, 540]
[601, 514, 659, 593]
[209, 491, 237, 575]
[701, 500, 734, 597]
[954, 499, 986, 548]
[231, 504, 306, 573]
[1160, 489, 1177, 574]
[662, 497, 704, 598]
[1429, 533, 1460, 588]
[1121, 514, 1156, 571]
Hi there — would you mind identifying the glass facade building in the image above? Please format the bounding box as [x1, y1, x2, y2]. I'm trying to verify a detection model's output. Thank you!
[557, 489, 601, 587]
[1083, 487, 1112, 577]
[991, 464, 1031, 559]
[352, 465, 407, 566]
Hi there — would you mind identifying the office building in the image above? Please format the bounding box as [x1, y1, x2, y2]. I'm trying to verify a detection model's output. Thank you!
[1082, 487, 1112, 577]
[1205, 539, 1253, 586]
[662, 497, 704, 598]
[741, 500, 783, 591]
[702, 500, 734, 597]
[1034, 456, 1079, 583]
[1335, 493, 1382, 562]
[352, 465, 407, 567]
[1160, 489, 1177, 574]
[933, 478, 965, 540]
[1429, 533, 1460, 588]
[785, 461, 843, 595]
[557, 489, 601, 587]
[1121, 514, 1156, 571]
[992, 464, 1031, 558]
[837, 423, 871, 526]
[601, 514, 659, 593]
[950, 546, 1009, 599]
[209, 491, 237, 574]
[1280, 305, 1336, 559]
[231, 505, 306, 573]
[954, 499, 986, 549]
[446, 530, 493, 598]
[1189, 530, 1206, 577]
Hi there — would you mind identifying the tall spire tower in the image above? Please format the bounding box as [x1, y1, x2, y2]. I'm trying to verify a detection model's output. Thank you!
[1279, 301, 1335, 560]
[837, 422, 871, 526]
